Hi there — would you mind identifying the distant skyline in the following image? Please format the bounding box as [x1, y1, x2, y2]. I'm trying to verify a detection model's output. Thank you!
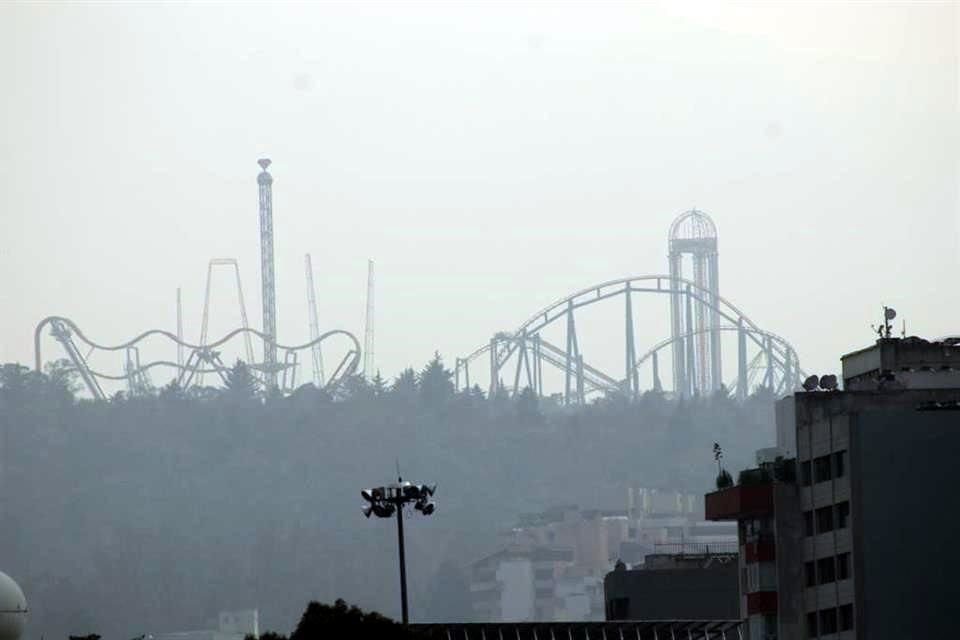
[2, 2, 958, 390]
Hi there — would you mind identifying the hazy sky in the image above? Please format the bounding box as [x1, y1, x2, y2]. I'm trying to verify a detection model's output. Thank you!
[2, 2, 958, 392]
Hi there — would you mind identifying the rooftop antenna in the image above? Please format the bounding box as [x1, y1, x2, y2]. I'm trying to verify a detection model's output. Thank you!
[257, 158, 278, 389]
[871, 305, 896, 340]
[305, 253, 325, 386]
[363, 259, 375, 378]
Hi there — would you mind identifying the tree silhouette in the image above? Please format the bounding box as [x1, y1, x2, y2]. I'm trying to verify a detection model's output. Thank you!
[289, 599, 426, 640]
[223, 359, 261, 401]
[417, 352, 453, 410]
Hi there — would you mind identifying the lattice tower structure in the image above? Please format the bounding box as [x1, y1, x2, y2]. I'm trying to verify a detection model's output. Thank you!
[257, 158, 278, 389]
[668, 209, 721, 396]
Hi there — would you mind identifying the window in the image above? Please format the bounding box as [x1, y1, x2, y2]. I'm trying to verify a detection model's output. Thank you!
[836, 501, 850, 529]
[820, 608, 838, 635]
[814, 455, 832, 483]
[834, 450, 847, 478]
[816, 506, 834, 534]
[817, 556, 836, 584]
[609, 597, 629, 620]
[803, 510, 814, 537]
[805, 561, 816, 587]
[837, 553, 851, 580]
[839, 603, 854, 631]
[801, 460, 812, 486]
[806, 612, 818, 638]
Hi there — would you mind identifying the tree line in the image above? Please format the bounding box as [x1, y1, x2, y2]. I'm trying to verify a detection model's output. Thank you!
[0, 355, 775, 639]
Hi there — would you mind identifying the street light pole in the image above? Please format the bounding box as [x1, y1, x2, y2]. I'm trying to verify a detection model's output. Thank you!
[395, 499, 409, 625]
[361, 477, 436, 625]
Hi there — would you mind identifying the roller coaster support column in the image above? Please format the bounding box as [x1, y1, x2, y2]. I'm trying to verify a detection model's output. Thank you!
[652, 351, 663, 393]
[737, 318, 748, 402]
[684, 285, 696, 397]
[577, 355, 585, 405]
[48, 320, 105, 400]
[708, 251, 722, 392]
[764, 336, 775, 390]
[625, 284, 638, 400]
[669, 253, 685, 395]
[513, 330, 534, 394]
[488, 336, 498, 397]
[533, 334, 543, 397]
[781, 349, 792, 395]
[564, 300, 580, 405]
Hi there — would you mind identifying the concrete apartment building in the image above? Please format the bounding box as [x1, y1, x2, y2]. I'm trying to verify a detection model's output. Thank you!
[706, 336, 960, 640]
[470, 499, 736, 623]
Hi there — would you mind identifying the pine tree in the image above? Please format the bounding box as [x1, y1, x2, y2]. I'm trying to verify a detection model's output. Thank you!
[223, 359, 261, 401]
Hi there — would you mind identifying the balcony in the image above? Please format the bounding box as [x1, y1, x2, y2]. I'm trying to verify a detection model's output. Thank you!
[705, 484, 774, 520]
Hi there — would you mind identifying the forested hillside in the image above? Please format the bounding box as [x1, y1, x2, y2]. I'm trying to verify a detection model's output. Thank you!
[0, 356, 775, 639]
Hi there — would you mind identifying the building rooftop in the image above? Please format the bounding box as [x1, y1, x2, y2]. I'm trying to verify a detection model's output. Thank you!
[842, 337, 960, 390]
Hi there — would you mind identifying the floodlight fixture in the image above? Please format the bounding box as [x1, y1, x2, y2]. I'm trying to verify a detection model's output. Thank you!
[360, 476, 437, 625]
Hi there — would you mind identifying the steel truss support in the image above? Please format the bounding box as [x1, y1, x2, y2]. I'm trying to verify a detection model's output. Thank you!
[49, 319, 105, 400]
[669, 252, 685, 395]
[737, 318, 748, 402]
[305, 253, 325, 386]
[684, 284, 696, 397]
[564, 300, 582, 405]
[199, 258, 255, 385]
[624, 285, 638, 399]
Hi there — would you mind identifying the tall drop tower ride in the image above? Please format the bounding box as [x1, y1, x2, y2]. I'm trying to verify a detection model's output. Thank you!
[668, 209, 721, 396]
[257, 158, 278, 389]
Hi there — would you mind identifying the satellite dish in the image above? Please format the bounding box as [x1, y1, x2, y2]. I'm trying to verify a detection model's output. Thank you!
[885, 307, 897, 321]
[802, 375, 819, 391]
[819, 374, 838, 391]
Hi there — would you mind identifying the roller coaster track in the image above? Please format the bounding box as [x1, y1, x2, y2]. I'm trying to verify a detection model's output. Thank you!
[35, 316, 361, 400]
[456, 274, 803, 403]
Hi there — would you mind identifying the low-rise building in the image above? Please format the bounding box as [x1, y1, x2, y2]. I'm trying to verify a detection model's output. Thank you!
[604, 549, 740, 621]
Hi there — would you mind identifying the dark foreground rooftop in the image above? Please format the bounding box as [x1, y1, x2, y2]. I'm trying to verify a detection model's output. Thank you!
[411, 620, 743, 639]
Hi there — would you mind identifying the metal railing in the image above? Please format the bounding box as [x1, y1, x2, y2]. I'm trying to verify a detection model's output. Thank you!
[652, 542, 739, 556]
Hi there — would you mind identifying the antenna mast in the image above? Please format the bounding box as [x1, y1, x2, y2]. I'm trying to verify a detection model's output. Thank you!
[257, 159, 278, 389]
[363, 259, 375, 378]
[305, 253, 325, 386]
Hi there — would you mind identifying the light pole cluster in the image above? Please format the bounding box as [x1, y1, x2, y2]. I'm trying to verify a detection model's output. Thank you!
[362, 478, 436, 624]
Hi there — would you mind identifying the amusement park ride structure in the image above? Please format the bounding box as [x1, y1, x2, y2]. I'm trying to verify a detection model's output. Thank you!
[454, 209, 804, 404]
[32, 160, 802, 403]
[33, 160, 362, 400]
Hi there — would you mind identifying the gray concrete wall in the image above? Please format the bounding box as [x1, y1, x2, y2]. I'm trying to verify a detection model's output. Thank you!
[851, 408, 960, 640]
[773, 482, 804, 640]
